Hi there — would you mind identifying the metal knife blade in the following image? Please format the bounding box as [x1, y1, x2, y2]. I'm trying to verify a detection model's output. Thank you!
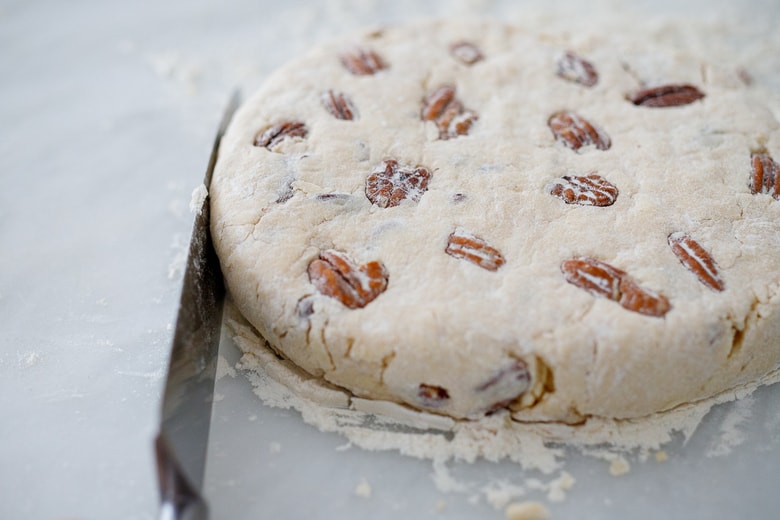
[155, 91, 241, 520]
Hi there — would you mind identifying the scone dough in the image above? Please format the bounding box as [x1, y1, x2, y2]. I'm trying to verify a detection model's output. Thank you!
[210, 20, 780, 422]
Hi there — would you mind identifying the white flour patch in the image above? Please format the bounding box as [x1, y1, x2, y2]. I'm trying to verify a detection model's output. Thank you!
[706, 396, 755, 457]
[116, 367, 165, 383]
[431, 460, 472, 494]
[17, 351, 42, 369]
[481, 480, 527, 509]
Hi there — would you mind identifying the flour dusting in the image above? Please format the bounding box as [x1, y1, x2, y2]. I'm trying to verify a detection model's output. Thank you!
[225, 302, 780, 509]
[706, 396, 755, 457]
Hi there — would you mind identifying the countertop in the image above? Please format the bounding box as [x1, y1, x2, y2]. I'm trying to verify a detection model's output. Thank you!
[2, 0, 778, 518]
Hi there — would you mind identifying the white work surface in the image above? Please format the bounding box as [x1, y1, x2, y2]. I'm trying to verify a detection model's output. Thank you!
[1, 0, 778, 519]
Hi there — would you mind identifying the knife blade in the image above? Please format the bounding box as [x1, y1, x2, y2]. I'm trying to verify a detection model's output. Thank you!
[155, 91, 241, 520]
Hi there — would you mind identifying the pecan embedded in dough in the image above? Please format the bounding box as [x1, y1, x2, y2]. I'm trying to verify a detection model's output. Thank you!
[547, 174, 618, 206]
[750, 151, 779, 199]
[340, 47, 387, 75]
[556, 51, 598, 87]
[548, 111, 611, 151]
[365, 159, 431, 208]
[445, 229, 505, 272]
[561, 257, 670, 317]
[254, 121, 308, 150]
[668, 232, 725, 292]
[321, 90, 358, 120]
[450, 41, 483, 65]
[421, 85, 478, 140]
[627, 84, 705, 107]
[307, 250, 388, 309]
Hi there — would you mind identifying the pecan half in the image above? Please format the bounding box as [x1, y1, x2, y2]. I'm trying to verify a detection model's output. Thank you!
[421, 85, 478, 140]
[365, 159, 431, 208]
[668, 232, 725, 292]
[445, 229, 505, 272]
[547, 174, 618, 206]
[450, 41, 483, 65]
[561, 257, 624, 301]
[254, 121, 308, 150]
[750, 151, 779, 199]
[476, 358, 531, 412]
[548, 111, 611, 151]
[556, 51, 598, 87]
[418, 384, 450, 408]
[561, 257, 670, 317]
[340, 47, 387, 75]
[307, 250, 389, 309]
[618, 278, 672, 317]
[321, 90, 358, 120]
[476, 359, 530, 392]
[627, 84, 705, 107]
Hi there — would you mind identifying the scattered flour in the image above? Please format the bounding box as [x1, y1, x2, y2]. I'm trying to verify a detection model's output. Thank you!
[706, 396, 755, 457]
[431, 460, 471, 494]
[167, 233, 188, 280]
[145, 50, 202, 94]
[481, 480, 527, 509]
[17, 351, 42, 369]
[354, 478, 372, 498]
[225, 289, 780, 511]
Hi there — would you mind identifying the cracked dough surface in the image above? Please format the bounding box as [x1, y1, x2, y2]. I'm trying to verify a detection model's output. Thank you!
[210, 19, 780, 422]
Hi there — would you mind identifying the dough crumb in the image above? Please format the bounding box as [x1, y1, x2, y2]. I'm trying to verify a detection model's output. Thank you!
[269, 442, 281, 453]
[354, 478, 372, 498]
[655, 450, 669, 462]
[504, 501, 551, 520]
[483, 480, 526, 509]
[546, 471, 574, 502]
[190, 183, 208, 214]
[434, 499, 447, 513]
[608, 456, 631, 476]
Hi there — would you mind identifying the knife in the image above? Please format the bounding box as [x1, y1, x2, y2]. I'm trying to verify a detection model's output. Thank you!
[155, 91, 241, 520]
